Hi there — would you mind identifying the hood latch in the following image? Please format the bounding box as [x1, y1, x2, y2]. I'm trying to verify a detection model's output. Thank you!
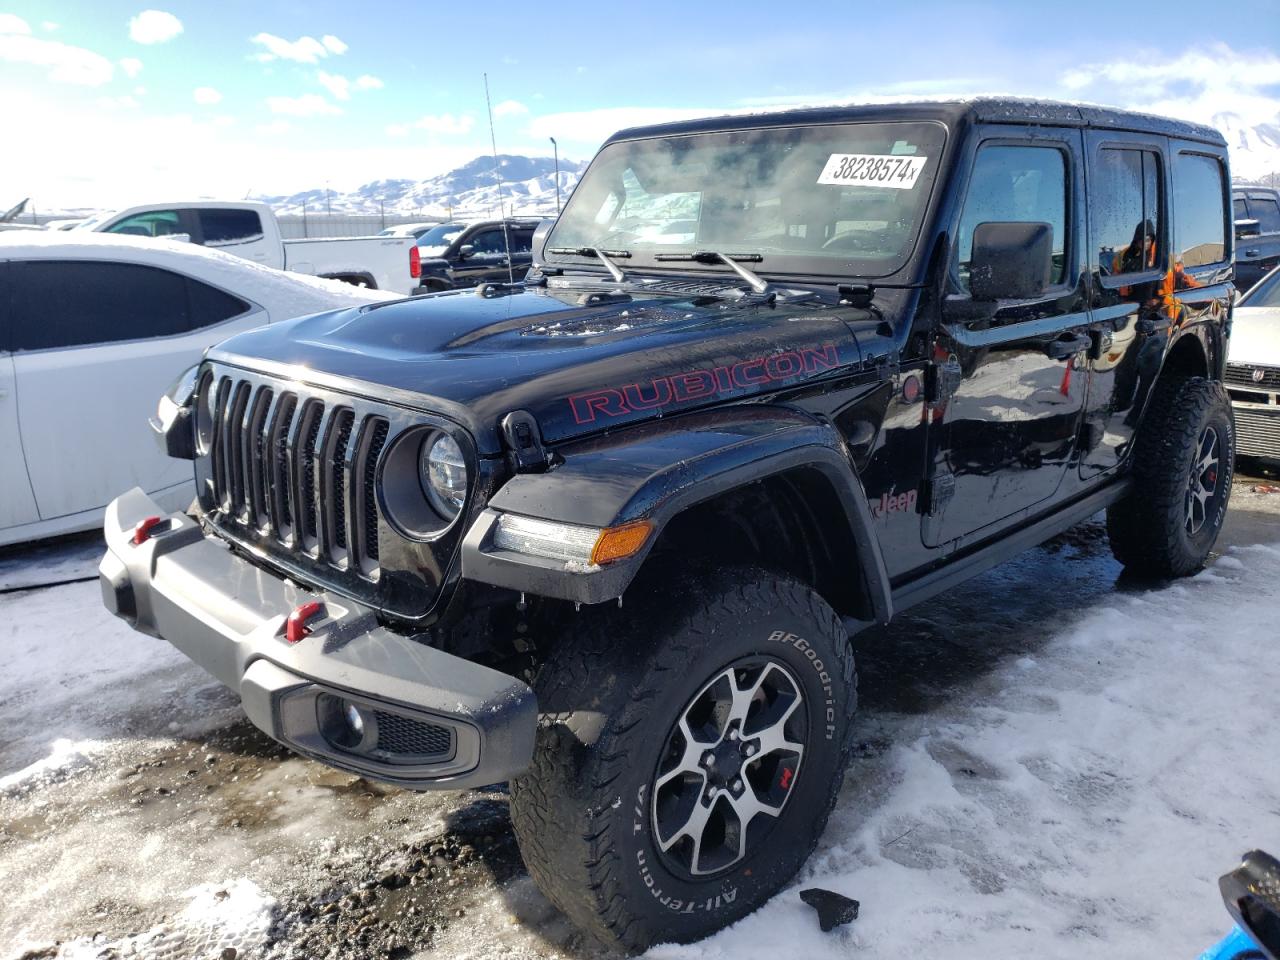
[500, 410, 551, 474]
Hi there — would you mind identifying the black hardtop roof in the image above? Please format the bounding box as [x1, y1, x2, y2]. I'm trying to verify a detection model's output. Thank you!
[605, 97, 1226, 149]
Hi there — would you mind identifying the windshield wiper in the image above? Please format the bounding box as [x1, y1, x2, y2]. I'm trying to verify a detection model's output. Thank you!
[653, 251, 771, 295]
[546, 246, 631, 283]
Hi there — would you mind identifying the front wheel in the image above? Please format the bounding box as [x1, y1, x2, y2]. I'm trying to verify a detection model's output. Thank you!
[509, 569, 858, 953]
[1108, 376, 1235, 577]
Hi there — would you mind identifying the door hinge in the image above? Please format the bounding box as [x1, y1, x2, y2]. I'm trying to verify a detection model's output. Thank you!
[924, 470, 955, 517]
[925, 358, 963, 410]
[500, 410, 550, 473]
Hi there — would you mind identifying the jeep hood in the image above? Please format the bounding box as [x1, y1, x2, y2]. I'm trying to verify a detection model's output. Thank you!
[208, 283, 885, 454]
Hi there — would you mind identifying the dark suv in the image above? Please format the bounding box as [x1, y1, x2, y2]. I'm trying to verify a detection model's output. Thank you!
[104, 99, 1235, 953]
[1233, 186, 1280, 292]
[413, 218, 542, 293]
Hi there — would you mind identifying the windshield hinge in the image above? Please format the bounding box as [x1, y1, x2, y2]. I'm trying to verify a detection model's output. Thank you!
[925, 357, 963, 411]
[500, 410, 550, 474]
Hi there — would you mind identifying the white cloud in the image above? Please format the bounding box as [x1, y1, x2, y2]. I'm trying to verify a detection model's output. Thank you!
[256, 119, 292, 136]
[527, 106, 717, 145]
[134, 85, 146, 95]
[317, 70, 350, 101]
[0, 31, 115, 85]
[355, 74, 382, 91]
[41, 21, 58, 31]
[251, 33, 329, 64]
[493, 99, 528, 118]
[128, 10, 183, 45]
[0, 13, 31, 34]
[193, 86, 222, 105]
[119, 56, 143, 78]
[321, 34, 347, 55]
[265, 93, 342, 117]
[410, 113, 474, 135]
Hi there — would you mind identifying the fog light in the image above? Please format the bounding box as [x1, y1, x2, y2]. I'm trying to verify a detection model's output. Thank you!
[317, 693, 373, 751]
[344, 702, 366, 739]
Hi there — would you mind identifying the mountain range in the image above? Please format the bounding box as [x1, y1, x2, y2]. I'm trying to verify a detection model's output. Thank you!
[256, 155, 589, 220]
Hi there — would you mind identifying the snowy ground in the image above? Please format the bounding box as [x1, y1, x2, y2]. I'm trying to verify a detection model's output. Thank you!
[2, 471, 1279, 959]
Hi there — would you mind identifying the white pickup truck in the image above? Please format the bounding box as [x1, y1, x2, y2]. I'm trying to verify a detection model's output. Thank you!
[75, 200, 421, 295]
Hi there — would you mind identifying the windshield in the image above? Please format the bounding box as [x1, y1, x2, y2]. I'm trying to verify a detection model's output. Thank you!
[417, 223, 466, 252]
[546, 120, 945, 279]
[1239, 266, 1280, 308]
[73, 211, 116, 231]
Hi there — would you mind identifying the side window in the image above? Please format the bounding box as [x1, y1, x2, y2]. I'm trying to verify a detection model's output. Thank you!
[1252, 197, 1280, 233]
[468, 230, 508, 256]
[955, 144, 1066, 292]
[510, 230, 534, 255]
[1173, 153, 1227, 267]
[187, 277, 250, 326]
[11, 261, 191, 350]
[1233, 197, 1249, 220]
[198, 209, 264, 247]
[1092, 148, 1162, 277]
[105, 210, 182, 237]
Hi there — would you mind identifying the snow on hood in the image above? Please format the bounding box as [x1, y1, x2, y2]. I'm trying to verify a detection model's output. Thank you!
[0, 231, 398, 317]
[1228, 306, 1280, 367]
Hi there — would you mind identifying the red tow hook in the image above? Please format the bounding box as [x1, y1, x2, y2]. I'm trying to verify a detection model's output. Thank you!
[285, 601, 325, 644]
[132, 516, 166, 545]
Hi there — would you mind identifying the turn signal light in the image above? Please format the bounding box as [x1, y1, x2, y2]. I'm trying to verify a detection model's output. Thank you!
[409, 245, 421, 279]
[590, 521, 653, 566]
[286, 601, 324, 643]
[132, 516, 165, 545]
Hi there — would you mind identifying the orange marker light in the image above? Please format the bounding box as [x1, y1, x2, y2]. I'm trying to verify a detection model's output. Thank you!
[590, 521, 653, 566]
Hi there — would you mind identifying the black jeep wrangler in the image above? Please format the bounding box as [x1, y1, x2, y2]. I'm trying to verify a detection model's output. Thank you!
[102, 99, 1235, 952]
[412, 217, 542, 293]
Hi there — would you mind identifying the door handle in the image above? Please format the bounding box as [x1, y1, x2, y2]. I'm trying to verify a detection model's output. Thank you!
[1245, 249, 1260, 257]
[1136, 317, 1173, 336]
[1044, 332, 1091, 360]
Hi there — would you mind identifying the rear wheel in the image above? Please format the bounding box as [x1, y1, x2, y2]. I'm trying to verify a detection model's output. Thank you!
[508, 568, 857, 953]
[1108, 376, 1234, 577]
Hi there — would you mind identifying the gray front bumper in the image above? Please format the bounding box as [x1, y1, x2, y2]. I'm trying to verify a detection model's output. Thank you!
[100, 487, 536, 790]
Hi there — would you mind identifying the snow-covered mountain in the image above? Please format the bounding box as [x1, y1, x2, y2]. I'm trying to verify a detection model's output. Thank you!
[257, 155, 589, 220]
[1212, 113, 1280, 183]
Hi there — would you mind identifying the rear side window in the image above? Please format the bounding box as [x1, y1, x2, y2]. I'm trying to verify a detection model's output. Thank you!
[1173, 153, 1227, 267]
[1252, 197, 1280, 233]
[198, 209, 264, 247]
[10, 261, 248, 351]
[467, 230, 509, 256]
[1092, 148, 1162, 277]
[956, 144, 1067, 291]
[510, 230, 534, 254]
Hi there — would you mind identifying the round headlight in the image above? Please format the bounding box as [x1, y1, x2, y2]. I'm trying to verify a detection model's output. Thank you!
[195, 373, 217, 454]
[420, 433, 467, 519]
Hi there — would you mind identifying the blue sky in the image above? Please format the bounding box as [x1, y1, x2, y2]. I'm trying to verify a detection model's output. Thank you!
[2, 0, 1279, 208]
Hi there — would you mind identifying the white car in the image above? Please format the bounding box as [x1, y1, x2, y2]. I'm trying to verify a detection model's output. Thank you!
[1226, 265, 1280, 463]
[377, 221, 441, 239]
[0, 232, 395, 547]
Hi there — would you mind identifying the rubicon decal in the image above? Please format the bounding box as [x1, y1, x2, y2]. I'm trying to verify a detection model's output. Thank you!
[568, 343, 841, 424]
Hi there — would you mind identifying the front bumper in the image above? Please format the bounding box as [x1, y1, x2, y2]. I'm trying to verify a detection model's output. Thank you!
[99, 487, 537, 790]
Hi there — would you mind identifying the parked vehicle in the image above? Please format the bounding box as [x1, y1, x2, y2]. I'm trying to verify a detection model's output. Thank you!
[377, 221, 442, 241]
[1201, 850, 1280, 960]
[413, 221, 467, 256]
[412, 218, 540, 292]
[43, 218, 88, 231]
[75, 201, 421, 295]
[0, 232, 392, 547]
[1226, 265, 1280, 463]
[103, 99, 1235, 953]
[1233, 187, 1280, 292]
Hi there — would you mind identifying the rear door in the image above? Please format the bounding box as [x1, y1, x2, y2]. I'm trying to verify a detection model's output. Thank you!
[193, 207, 273, 264]
[1078, 131, 1170, 478]
[0, 263, 40, 531]
[926, 129, 1091, 546]
[10, 259, 259, 520]
[451, 227, 516, 286]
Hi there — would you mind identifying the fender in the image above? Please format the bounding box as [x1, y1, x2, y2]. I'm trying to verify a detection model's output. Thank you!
[461, 405, 892, 619]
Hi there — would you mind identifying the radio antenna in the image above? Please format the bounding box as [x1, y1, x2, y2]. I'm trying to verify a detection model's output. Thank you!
[483, 72, 515, 285]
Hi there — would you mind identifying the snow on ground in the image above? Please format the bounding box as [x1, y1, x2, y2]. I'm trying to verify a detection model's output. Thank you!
[0, 487, 1277, 958]
[652, 542, 1280, 960]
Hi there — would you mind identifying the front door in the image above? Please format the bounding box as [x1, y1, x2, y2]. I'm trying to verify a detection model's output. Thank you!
[0, 354, 39, 532]
[925, 132, 1090, 546]
[451, 227, 515, 286]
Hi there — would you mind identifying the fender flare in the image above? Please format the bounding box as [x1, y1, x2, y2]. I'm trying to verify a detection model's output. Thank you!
[461, 405, 892, 619]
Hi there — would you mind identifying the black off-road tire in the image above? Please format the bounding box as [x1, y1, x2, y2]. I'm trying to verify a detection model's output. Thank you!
[1107, 376, 1234, 577]
[508, 567, 858, 954]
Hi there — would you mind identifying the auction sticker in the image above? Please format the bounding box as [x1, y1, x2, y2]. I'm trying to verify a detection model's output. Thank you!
[817, 153, 928, 189]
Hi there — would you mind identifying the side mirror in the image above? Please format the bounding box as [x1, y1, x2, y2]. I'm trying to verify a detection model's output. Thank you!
[1220, 850, 1280, 960]
[1236, 218, 1261, 240]
[968, 221, 1053, 301]
[458, 244, 475, 259]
